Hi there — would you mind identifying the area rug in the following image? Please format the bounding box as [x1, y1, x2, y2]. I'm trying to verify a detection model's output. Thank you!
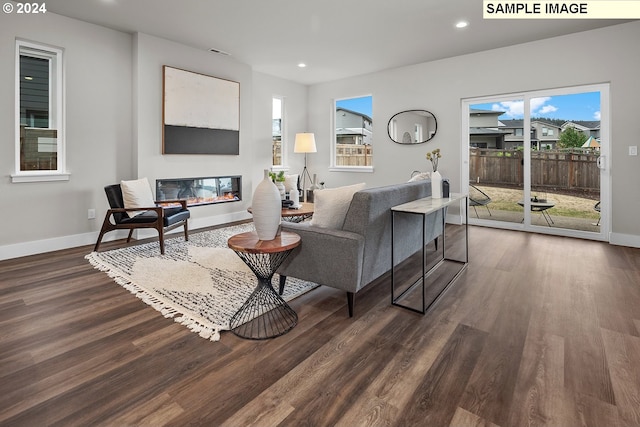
[85, 223, 318, 342]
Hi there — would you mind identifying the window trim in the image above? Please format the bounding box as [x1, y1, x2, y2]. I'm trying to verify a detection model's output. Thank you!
[12, 39, 67, 183]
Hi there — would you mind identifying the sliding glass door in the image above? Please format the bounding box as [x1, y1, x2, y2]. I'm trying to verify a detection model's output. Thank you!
[463, 84, 609, 241]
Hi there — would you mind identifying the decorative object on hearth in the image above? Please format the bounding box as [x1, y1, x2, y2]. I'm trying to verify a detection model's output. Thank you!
[251, 170, 282, 240]
[294, 133, 317, 202]
[85, 222, 319, 342]
[426, 148, 443, 198]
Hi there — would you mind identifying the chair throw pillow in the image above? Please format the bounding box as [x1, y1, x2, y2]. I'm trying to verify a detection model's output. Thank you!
[121, 177, 156, 217]
[309, 182, 366, 229]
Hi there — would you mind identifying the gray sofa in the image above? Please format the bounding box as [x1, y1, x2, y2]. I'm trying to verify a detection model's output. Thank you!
[277, 180, 444, 316]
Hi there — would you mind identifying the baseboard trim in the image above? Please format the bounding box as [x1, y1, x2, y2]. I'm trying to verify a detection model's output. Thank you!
[0, 211, 252, 261]
[609, 232, 640, 248]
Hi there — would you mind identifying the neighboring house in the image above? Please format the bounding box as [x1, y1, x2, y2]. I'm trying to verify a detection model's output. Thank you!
[562, 120, 601, 141]
[335, 107, 372, 145]
[470, 109, 567, 150]
[501, 119, 562, 150]
[469, 109, 511, 149]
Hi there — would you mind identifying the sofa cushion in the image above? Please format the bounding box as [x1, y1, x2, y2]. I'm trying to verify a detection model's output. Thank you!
[309, 182, 366, 229]
[121, 177, 155, 217]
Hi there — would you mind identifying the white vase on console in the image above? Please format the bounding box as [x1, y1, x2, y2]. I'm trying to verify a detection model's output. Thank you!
[252, 169, 281, 240]
[431, 170, 442, 199]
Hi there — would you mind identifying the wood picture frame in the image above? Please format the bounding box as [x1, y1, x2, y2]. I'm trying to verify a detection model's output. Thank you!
[162, 65, 240, 155]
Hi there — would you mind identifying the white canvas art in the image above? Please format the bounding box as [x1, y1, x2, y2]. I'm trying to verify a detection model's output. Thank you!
[164, 66, 239, 130]
[162, 66, 240, 154]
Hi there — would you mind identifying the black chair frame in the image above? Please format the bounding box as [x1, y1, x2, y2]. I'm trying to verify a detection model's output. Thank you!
[94, 184, 190, 254]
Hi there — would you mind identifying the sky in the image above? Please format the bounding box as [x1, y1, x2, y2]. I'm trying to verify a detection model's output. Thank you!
[336, 96, 373, 118]
[473, 91, 601, 121]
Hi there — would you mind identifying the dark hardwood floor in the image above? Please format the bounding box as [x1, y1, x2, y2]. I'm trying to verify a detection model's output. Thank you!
[1, 225, 640, 426]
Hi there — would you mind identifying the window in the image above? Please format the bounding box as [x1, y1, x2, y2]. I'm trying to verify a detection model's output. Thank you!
[272, 97, 284, 167]
[13, 40, 66, 182]
[332, 95, 373, 171]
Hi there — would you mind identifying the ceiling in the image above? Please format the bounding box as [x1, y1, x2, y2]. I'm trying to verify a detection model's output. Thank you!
[46, 0, 630, 85]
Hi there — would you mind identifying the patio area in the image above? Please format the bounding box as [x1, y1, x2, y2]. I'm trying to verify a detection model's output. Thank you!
[469, 185, 601, 233]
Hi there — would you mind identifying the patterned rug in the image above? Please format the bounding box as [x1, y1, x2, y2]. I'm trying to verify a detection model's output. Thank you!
[85, 223, 318, 342]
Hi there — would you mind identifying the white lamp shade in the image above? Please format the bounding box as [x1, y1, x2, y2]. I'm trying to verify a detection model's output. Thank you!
[294, 133, 317, 153]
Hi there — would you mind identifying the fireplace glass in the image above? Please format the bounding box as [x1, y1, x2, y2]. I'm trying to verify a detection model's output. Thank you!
[156, 176, 241, 207]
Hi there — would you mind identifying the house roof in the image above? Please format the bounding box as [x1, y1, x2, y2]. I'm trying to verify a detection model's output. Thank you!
[470, 108, 505, 116]
[470, 127, 511, 136]
[500, 119, 524, 128]
[500, 119, 562, 128]
[337, 108, 372, 123]
[563, 120, 601, 130]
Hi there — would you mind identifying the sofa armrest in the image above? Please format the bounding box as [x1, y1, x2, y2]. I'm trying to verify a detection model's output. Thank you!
[277, 222, 366, 293]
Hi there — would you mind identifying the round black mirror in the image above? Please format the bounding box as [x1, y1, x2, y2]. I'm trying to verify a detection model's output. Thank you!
[388, 110, 437, 144]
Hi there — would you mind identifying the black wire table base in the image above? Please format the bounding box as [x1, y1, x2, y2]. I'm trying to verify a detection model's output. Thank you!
[282, 213, 313, 223]
[229, 250, 298, 339]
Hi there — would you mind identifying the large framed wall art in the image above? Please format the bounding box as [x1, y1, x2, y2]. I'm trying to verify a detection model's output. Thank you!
[162, 66, 240, 155]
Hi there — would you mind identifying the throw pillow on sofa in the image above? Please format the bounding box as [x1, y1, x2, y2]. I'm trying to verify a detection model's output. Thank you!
[408, 172, 430, 182]
[309, 182, 366, 229]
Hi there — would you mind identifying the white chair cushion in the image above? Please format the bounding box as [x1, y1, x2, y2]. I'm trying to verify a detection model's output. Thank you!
[121, 177, 155, 217]
[310, 182, 366, 229]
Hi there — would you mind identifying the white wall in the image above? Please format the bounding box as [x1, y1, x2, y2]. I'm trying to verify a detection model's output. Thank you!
[251, 72, 309, 184]
[0, 11, 133, 258]
[0, 14, 307, 260]
[307, 21, 640, 246]
[132, 33, 255, 231]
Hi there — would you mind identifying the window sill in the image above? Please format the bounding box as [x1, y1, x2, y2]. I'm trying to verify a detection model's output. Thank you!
[328, 166, 374, 173]
[11, 172, 70, 183]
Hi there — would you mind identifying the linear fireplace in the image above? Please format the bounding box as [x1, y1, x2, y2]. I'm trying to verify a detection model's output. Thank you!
[156, 176, 241, 207]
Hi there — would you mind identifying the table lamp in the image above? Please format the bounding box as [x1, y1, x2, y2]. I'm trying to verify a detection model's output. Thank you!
[294, 133, 317, 202]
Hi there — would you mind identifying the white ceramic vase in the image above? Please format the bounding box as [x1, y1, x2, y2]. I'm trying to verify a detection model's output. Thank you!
[431, 170, 442, 198]
[252, 170, 281, 240]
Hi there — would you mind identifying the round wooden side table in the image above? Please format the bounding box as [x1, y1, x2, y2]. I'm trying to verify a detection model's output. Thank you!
[227, 231, 301, 339]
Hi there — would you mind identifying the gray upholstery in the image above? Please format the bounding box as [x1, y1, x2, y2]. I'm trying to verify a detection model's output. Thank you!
[277, 180, 443, 315]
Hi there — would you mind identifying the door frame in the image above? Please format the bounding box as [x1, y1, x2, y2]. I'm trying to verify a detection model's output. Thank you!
[461, 83, 610, 242]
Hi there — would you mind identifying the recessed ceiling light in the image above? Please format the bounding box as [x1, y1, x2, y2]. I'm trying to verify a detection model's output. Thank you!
[24, 76, 33, 80]
[456, 21, 469, 28]
[298, 63, 307, 68]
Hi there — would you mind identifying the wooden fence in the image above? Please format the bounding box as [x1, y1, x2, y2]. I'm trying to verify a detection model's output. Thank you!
[469, 148, 600, 192]
[336, 144, 372, 166]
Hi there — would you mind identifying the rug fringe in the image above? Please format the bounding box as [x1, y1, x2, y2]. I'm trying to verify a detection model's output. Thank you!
[85, 239, 316, 344]
[85, 252, 224, 342]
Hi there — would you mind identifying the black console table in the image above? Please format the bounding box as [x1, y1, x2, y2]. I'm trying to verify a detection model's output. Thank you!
[391, 193, 468, 314]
